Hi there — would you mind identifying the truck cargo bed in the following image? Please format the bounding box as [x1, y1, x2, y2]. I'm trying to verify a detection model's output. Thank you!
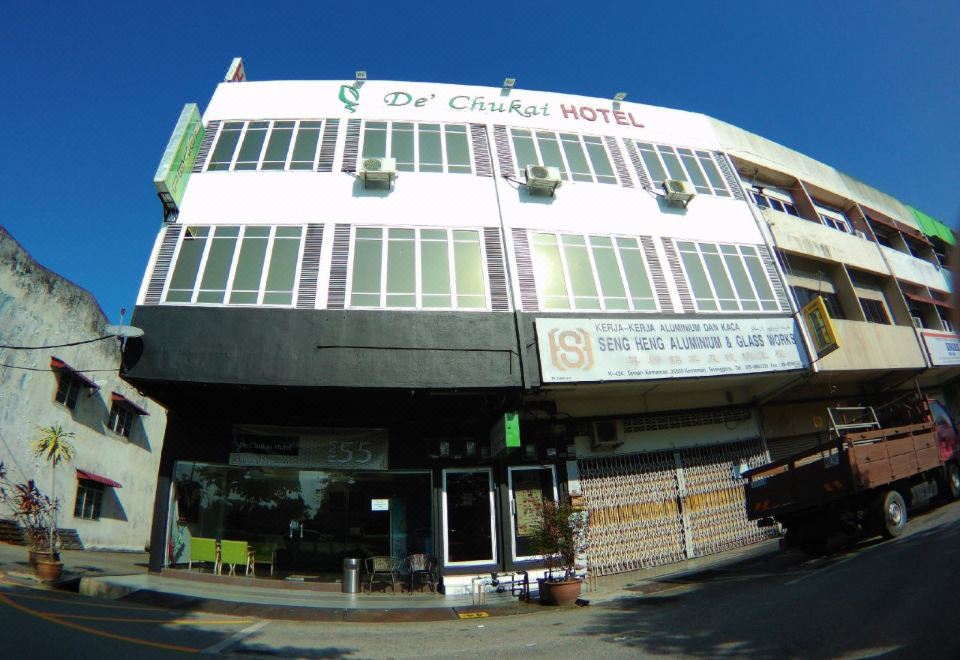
[745, 422, 938, 520]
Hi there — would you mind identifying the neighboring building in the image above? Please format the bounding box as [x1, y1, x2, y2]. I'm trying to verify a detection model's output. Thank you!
[0, 226, 167, 551]
[124, 62, 955, 591]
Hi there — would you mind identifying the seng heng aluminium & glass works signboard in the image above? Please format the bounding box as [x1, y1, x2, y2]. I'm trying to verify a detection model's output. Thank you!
[537, 317, 806, 384]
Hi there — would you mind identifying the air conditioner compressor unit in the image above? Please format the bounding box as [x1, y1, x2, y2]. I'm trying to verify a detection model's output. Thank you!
[663, 179, 696, 206]
[592, 420, 625, 449]
[525, 164, 562, 195]
[358, 157, 397, 187]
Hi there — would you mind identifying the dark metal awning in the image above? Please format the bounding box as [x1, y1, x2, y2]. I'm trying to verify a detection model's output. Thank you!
[49, 356, 98, 389]
[110, 391, 149, 416]
[904, 291, 954, 309]
[76, 469, 122, 488]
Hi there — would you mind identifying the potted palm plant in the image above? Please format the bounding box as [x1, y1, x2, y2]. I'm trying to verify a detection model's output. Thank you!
[30, 424, 75, 581]
[530, 497, 587, 606]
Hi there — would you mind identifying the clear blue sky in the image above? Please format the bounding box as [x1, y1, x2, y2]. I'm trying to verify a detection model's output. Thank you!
[2, 1, 957, 324]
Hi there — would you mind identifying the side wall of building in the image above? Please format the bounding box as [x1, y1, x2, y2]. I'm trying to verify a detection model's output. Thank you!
[0, 227, 167, 551]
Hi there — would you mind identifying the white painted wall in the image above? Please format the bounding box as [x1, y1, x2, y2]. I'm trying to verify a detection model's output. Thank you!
[1, 229, 167, 551]
[881, 245, 949, 292]
[816, 320, 925, 371]
[711, 118, 922, 231]
[766, 209, 888, 275]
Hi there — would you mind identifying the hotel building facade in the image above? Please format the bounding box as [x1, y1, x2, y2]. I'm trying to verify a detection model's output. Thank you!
[124, 62, 956, 591]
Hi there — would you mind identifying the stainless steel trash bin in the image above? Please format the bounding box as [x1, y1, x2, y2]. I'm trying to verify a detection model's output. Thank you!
[342, 557, 361, 593]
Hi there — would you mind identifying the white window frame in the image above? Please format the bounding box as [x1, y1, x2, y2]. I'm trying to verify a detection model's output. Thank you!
[441, 468, 497, 567]
[508, 127, 618, 184]
[675, 240, 780, 313]
[634, 141, 732, 197]
[507, 465, 558, 562]
[813, 201, 855, 234]
[358, 121, 474, 174]
[530, 231, 659, 312]
[163, 225, 306, 307]
[206, 120, 326, 172]
[345, 226, 491, 311]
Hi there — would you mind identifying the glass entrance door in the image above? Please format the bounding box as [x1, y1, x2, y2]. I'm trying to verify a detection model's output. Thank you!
[507, 465, 557, 561]
[441, 468, 496, 567]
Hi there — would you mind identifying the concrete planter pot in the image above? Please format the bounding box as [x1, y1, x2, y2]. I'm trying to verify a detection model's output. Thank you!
[538, 578, 582, 606]
[35, 558, 63, 582]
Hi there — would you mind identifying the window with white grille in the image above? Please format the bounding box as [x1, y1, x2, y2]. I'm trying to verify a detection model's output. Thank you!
[633, 142, 731, 197]
[529, 232, 658, 311]
[348, 227, 489, 310]
[675, 241, 779, 312]
[509, 128, 617, 184]
[206, 120, 326, 171]
[359, 121, 472, 174]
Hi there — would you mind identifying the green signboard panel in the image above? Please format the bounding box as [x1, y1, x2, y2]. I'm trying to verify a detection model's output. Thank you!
[490, 411, 521, 457]
[153, 104, 203, 209]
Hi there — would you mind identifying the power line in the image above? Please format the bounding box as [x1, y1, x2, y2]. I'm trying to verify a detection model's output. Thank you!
[0, 335, 115, 350]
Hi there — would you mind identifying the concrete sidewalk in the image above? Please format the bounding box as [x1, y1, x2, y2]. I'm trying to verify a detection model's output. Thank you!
[0, 538, 783, 623]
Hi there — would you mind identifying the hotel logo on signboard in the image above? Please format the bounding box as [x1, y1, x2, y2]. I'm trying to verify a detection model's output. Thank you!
[548, 328, 594, 371]
[800, 296, 839, 359]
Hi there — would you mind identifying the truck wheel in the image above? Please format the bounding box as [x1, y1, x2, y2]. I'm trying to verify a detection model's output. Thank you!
[946, 463, 960, 501]
[879, 490, 907, 539]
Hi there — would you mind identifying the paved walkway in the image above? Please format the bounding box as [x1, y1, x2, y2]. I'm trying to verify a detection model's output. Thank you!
[0, 539, 782, 622]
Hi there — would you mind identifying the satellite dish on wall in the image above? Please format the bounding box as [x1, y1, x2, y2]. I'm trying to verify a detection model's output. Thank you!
[105, 325, 144, 338]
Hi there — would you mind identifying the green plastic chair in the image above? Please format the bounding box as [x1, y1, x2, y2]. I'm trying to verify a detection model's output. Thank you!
[188, 537, 219, 573]
[220, 540, 251, 576]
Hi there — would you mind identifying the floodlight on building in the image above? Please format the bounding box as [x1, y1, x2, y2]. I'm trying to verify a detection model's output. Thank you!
[613, 92, 627, 102]
[355, 70, 368, 82]
[502, 77, 516, 89]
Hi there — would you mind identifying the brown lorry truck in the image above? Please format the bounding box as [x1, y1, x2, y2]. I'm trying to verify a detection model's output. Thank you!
[744, 392, 960, 554]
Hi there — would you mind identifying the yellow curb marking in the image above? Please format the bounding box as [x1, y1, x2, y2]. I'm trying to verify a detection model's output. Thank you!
[0, 591, 201, 654]
[457, 611, 489, 619]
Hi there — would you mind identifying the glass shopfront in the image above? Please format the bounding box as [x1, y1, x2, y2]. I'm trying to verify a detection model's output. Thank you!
[170, 461, 432, 578]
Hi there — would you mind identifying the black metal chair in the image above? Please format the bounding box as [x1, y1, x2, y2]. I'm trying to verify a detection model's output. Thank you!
[405, 553, 438, 593]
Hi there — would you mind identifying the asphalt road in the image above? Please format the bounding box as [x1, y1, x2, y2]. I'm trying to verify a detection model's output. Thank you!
[2, 499, 959, 658]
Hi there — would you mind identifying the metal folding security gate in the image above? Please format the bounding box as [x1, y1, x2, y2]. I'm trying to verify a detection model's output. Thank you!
[578, 438, 777, 577]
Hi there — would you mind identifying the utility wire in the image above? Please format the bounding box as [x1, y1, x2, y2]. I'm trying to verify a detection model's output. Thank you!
[0, 335, 115, 350]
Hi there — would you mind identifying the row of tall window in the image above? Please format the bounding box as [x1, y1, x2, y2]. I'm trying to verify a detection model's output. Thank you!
[160, 225, 782, 315]
[208, 120, 328, 171]
[202, 120, 735, 197]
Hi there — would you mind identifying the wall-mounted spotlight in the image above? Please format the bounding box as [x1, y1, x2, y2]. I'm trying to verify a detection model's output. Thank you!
[355, 70, 368, 82]
[613, 91, 627, 110]
[502, 77, 516, 89]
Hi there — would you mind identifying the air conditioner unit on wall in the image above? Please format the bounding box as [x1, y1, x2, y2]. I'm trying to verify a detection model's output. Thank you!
[525, 164, 562, 196]
[357, 157, 397, 188]
[663, 179, 696, 206]
[592, 420, 625, 449]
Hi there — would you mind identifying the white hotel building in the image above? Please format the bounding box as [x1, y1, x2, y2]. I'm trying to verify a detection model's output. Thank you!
[124, 62, 956, 591]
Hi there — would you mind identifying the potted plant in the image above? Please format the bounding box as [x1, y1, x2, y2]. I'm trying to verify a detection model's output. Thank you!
[30, 424, 75, 581]
[0, 464, 60, 577]
[530, 497, 587, 606]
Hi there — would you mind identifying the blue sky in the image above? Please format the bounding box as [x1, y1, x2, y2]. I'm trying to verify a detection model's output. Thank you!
[2, 1, 957, 324]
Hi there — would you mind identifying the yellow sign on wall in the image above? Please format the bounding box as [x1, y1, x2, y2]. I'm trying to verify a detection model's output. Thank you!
[801, 296, 839, 358]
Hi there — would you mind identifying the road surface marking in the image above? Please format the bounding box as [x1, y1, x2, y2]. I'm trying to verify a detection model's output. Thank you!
[0, 587, 166, 611]
[201, 619, 269, 655]
[785, 553, 860, 585]
[54, 613, 254, 625]
[0, 591, 201, 653]
[458, 611, 490, 618]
